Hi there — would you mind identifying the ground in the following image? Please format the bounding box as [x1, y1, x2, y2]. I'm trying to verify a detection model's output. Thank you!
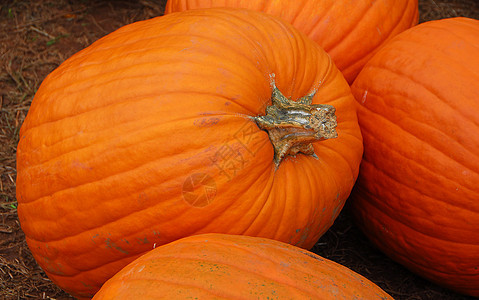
[0, 1, 478, 299]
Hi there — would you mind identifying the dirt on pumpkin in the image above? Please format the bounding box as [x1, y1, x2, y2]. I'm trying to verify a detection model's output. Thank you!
[0, 1, 478, 299]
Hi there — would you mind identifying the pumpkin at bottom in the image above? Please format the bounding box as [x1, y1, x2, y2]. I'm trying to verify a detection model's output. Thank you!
[93, 233, 393, 299]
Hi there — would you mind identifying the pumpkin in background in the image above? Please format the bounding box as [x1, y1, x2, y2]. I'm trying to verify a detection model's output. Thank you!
[165, 0, 419, 84]
[16, 8, 363, 298]
[350, 17, 479, 297]
[93, 233, 393, 299]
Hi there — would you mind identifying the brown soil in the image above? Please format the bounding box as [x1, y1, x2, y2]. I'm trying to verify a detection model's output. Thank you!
[0, 1, 478, 299]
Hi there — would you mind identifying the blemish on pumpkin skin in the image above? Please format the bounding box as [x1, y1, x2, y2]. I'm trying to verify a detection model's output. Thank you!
[91, 233, 100, 244]
[331, 205, 341, 223]
[42, 256, 66, 275]
[376, 26, 382, 37]
[361, 90, 368, 104]
[105, 238, 129, 254]
[136, 237, 150, 244]
[296, 227, 310, 246]
[137, 192, 148, 206]
[71, 160, 92, 170]
[80, 281, 94, 289]
[193, 117, 220, 127]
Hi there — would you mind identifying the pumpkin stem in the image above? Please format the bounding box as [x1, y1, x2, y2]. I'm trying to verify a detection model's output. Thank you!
[253, 78, 338, 169]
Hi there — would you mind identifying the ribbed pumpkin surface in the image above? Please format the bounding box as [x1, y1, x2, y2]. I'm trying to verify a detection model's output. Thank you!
[165, 0, 418, 84]
[92, 233, 392, 299]
[16, 8, 362, 298]
[351, 17, 479, 297]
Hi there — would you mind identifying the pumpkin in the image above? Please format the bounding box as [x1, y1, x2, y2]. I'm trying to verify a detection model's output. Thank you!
[16, 8, 363, 298]
[350, 17, 479, 297]
[164, 0, 419, 84]
[92, 233, 393, 299]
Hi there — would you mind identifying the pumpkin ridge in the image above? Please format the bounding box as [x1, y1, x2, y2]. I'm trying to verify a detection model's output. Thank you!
[365, 109, 479, 176]
[187, 9, 280, 57]
[303, 1, 335, 46]
[298, 159, 340, 241]
[356, 66, 479, 162]
[19, 112, 234, 174]
[354, 195, 479, 275]
[341, 0, 416, 73]
[360, 64, 479, 146]
[21, 137, 275, 244]
[381, 38, 479, 83]
[34, 18, 284, 120]
[34, 60, 262, 123]
[357, 198, 479, 274]
[20, 106, 257, 173]
[193, 168, 275, 236]
[313, 141, 358, 181]
[317, 0, 396, 70]
[453, 17, 479, 34]
[102, 277, 227, 298]
[53, 32, 264, 80]
[114, 239, 354, 297]
[312, 54, 336, 103]
[256, 0, 276, 18]
[325, 2, 375, 52]
[229, 169, 276, 237]
[66, 10, 281, 60]
[379, 0, 417, 42]
[135, 246, 324, 288]
[93, 234, 393, 299]
[46, 36, 224, 86]
[19, 130, 227, 206]
[360, 122, 479, 203]
[422, 21, 479, 53]
[25, 235, 146, 276]
[266, 163, 321, 244]
[212, 9, 335, 98]
[317, 2, 372, 54]
[355, 189, 479, 254]
[358, 91, 479, 175]
[359, 157, 479, 222]
[285, 4, 303, 33]
[103, 260, 316, 299]
[20, 91, 235, 151]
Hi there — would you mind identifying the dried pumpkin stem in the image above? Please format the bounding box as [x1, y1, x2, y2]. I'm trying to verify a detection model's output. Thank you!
[253, 79, 338, 168]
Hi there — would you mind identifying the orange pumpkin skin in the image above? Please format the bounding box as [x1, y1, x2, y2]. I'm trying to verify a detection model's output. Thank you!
[165, 0, 418, 84]
[93, 233, 392, 300]
[16, 8, 362, 298]
[351, 17, 479, 297]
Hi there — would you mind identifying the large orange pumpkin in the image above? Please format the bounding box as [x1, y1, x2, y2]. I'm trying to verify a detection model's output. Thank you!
[351, 17, 479, 297]
[16, 8, 362, 298]
[165, 0, 419, 84]
[93, 233, 393, 299]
